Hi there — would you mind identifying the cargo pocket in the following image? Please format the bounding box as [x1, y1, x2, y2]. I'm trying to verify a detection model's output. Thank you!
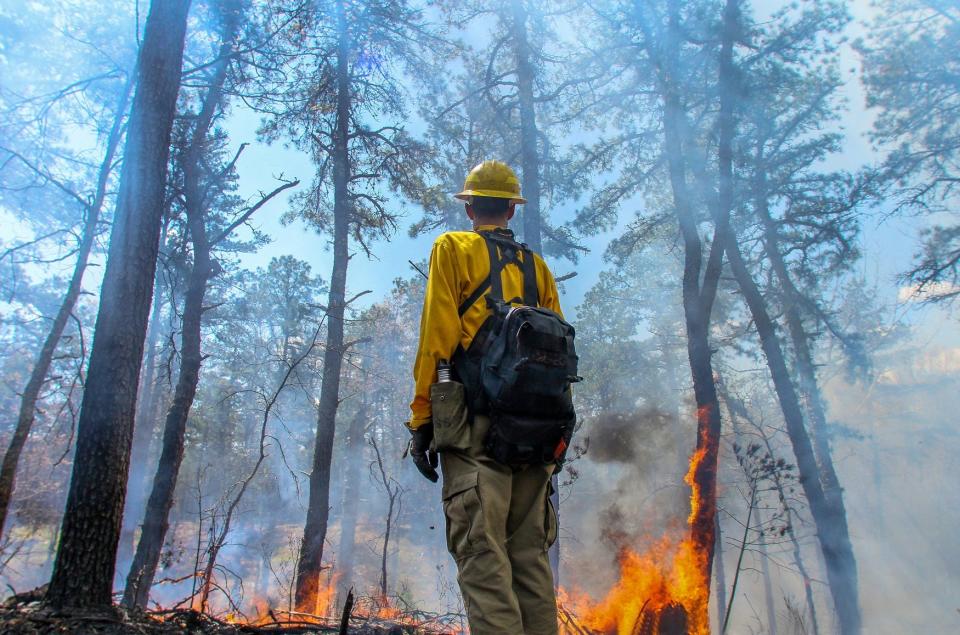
[545, 481, 558, 550]
[442, 471, 487, 560]
[431, 381, 471, 452]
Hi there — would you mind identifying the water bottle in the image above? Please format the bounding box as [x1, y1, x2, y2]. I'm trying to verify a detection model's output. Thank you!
[437, 359, 452, 383]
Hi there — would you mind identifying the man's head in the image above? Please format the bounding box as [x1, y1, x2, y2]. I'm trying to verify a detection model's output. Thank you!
[465, 195, 516, 226]
[454, 160, 525, 228]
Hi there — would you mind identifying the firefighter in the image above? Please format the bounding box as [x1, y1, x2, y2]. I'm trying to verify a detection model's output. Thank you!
[407, 160, 564, 634]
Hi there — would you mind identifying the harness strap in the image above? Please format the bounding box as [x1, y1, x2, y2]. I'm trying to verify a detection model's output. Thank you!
[520, 247, 538, 307]
[457, 230, 540, 316]
[486, 234, 509, 304]
[458, 273, 490, 317]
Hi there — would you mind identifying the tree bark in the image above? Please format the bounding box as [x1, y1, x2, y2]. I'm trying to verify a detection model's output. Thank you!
[117, 232, 172, 582]
[758, 522, 778, 635]
[512, 0, 542, 255]
[713, 512, 727, 632]
[120, 4, 237, 606]
[0, 76, 132, 541]
[335, 406, 365, 596]
[511, 0, 562, 583]
[45, 0, 191, 609]
[652, 0, 737, 592]
[295, 0, 352, 609]
[724, 237, 861, 634]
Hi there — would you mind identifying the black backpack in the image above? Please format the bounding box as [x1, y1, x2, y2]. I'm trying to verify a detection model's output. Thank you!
[452, 229, 581, 465]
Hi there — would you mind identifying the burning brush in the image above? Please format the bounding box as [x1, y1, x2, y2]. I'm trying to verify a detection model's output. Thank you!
[556, 442, 714, 635]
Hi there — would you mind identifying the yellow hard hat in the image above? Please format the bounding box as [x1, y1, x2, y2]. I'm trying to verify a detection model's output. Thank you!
[454, 160, 526, 204]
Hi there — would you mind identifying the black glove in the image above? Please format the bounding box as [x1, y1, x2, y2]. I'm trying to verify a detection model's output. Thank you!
[408, 423, 439, 483]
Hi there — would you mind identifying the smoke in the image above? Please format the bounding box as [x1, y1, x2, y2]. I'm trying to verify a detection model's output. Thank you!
[588, 408, 678, 466]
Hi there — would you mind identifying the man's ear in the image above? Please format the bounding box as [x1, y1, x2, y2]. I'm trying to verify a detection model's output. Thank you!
[506, 202, 517, 221]
[465, 203, 476, 221]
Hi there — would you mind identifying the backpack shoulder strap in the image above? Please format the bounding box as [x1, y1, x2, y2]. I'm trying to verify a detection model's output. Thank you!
[458, 273, 490, 317]
[457, 231, 539, 316]
[519, 245, 538, 307]
[485, 233, 509, 305]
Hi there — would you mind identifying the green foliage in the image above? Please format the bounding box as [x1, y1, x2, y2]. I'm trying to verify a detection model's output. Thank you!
[417, 0, 596, 260]
[859, 0, 960, 303]
[255, 0, 444, 252]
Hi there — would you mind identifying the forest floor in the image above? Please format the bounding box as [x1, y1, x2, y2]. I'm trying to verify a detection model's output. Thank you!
[0, 589, 439, 634]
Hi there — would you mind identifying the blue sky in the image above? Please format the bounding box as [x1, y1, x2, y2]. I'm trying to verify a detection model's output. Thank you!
[219, 0, 941, 333]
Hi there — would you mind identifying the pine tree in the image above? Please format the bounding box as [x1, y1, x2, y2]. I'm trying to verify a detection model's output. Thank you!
[859, 0, 960, 304]
[254, 0, 441, 608]
[121, 0, 298, 608]
[45, 0, 193, 609]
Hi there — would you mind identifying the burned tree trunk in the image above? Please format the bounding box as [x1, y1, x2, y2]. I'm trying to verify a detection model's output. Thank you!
[336, 405, 366, 595]
[636, 602, 690, 635]
[653, 0, 738, 592]
[45, 0, 191, 609]
[117, 231, 172, 579]
[295, 0, 352, 609]
[0, 76, 132, 540]
[120, 32, 231, 611]
[724, 237, 861, 634]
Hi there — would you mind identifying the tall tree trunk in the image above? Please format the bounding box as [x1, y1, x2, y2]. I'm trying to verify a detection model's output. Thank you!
[512, 0, 542, 255]
[753, 169, 847, 503]
[758, 521, 778, 635]
[713, 513, 727, 632]
[295, 0, 351, 609]
[724, 237, 861, 634]
[120, 7, 236, 605]
[753, 172, 857, 619]
[0, 76, 132, 540]
[510, 0, 560, 585]
[45, 0, 191, 609]
[650, 0, 736, 594]
[117, 224, 172, 582]
[336, 406, 365, 596]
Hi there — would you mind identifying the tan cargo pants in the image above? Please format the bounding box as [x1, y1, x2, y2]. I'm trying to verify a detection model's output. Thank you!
[431, 381, 559, 635]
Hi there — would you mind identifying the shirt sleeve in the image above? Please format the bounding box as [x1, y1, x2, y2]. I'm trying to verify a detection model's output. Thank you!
[409, 237, 462, 429]
[538, 257, 564, 318]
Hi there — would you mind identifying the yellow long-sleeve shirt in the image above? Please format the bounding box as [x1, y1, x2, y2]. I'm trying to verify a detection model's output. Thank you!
[409, 225, 563, 429]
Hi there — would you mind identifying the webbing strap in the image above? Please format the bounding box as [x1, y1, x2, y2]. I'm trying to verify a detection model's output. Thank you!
[520, 247, 537, 307]
[457, 231, 540, 316]
[487, 234, 507, 303]
[458, 273, 490, 317]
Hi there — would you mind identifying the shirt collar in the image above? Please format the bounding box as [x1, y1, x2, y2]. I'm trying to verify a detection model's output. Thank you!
[474, 224, 513, 237]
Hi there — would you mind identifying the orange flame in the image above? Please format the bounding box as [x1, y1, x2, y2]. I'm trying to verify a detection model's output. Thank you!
[219, 582, 464, 634]
[685, 445, 708, 527]
[560, 444, 713, 635]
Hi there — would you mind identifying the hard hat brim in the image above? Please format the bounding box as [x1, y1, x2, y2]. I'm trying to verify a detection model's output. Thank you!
[454, 188, 527, 204]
